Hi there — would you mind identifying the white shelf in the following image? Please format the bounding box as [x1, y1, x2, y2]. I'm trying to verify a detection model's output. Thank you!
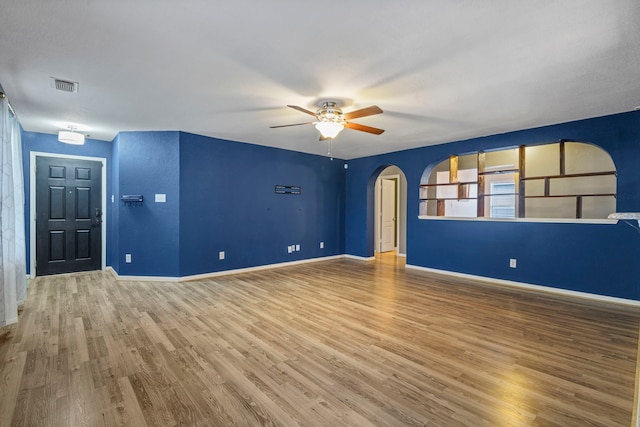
[608, 212, 640, 220]
[418, 216, 618, 225]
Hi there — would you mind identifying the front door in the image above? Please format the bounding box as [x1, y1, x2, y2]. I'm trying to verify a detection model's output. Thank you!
[35, 156, 102, 276]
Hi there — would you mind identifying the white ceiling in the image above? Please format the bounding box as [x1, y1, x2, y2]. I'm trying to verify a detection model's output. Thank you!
[1, 1, 639, 159]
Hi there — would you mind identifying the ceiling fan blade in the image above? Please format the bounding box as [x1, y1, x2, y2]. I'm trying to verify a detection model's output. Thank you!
[270, 122, 314, 128]
[287, 105, 317, 116]
[343, 105, 383, 120]
[345, 121, 385, 135]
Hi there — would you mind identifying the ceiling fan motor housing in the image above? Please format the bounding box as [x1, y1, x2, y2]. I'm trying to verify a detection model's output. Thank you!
[317, 102, 344, 122]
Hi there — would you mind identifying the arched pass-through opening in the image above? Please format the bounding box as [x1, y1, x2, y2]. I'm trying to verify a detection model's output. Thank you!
[419, 141, 616, 220]
[366, 165, 407, 259]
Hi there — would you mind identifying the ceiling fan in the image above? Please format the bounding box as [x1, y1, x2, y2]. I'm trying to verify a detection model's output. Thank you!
[270, 101, 384, 140]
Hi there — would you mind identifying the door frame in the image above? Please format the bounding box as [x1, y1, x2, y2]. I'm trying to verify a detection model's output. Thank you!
[375, 174, 400, 253]
[30, 152, 107, 278]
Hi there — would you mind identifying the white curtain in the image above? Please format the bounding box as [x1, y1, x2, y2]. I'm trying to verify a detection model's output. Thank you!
[0, 94, 27, 326]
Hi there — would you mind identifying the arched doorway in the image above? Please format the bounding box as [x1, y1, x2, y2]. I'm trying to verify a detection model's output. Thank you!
[369, 165, 407, 259]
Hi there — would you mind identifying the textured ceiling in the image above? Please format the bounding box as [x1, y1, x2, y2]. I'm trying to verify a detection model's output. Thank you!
[1, 1, 639, 159]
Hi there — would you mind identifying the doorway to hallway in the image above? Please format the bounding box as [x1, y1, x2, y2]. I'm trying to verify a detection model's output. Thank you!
[372, 165, 407, 260]
[376, 176, 398, 253]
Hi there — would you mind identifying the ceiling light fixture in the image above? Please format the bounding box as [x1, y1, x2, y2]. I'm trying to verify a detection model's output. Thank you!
[58, 126, 85, 145]
[315, 120, 344, 139]
[270, 100, 384, 144]
[315, 102, 345, 139]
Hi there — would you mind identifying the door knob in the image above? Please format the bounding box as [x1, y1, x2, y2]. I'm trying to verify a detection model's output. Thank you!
[92, 208, 102, 226]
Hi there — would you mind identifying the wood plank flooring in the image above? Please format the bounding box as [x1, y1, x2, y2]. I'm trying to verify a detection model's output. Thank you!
[1, 254, 639, 426]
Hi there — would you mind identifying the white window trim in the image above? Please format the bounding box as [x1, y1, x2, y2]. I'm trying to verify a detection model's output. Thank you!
[489, 181, 516, 219]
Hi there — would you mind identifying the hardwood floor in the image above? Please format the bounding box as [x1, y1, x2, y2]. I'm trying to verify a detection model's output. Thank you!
[1, 255, 639, 426]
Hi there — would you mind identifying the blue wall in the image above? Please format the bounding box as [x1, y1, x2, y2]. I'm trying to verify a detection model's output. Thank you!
[22, 129, 346, 279]
[178, 132, 345, 276]
[21, 131, 113, 275]
[107, 131, 345, 277]
[21, 110, 640, 300]
[345, 110, 640, 300]
[113, 131, 181, 277]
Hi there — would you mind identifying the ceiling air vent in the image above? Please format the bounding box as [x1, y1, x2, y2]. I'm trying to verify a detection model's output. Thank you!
[50, 77, 79, 93]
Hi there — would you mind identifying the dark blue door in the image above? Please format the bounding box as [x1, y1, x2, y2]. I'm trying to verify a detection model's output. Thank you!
[35, 156, 102, 275]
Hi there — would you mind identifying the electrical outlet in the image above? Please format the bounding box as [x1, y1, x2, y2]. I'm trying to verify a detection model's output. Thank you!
[509, 258, 517, 268]
[219, 251, 225, 260]
[295, 244, 300, 251]
[320, 241, 324, 249]
[125, 254, 132, 263]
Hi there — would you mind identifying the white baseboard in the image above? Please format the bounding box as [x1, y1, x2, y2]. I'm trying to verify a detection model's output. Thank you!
[56, 260, 640, 307]
[107, 266, 179, 282]
[179, 255, 344, 282]
[107, 255, 345, 282]
[397, 253, 407, 258]
[343, 254, 375, 261]
[0, 316, 19, 326]
[405, 264, 640, 307]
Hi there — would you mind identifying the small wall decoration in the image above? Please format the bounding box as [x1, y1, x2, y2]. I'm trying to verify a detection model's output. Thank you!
[275, 185, 301, 195]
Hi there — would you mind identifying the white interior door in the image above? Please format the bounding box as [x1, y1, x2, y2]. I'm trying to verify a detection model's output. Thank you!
[380, 178, 396, 252]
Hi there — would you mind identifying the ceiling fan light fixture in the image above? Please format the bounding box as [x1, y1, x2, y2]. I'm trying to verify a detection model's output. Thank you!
[271, 102, 383, 143]
[315, 121, 344, 139]
[58, 127, 85, 145]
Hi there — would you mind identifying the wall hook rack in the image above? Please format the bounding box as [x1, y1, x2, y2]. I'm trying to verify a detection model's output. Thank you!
[121, 195, 143, 206]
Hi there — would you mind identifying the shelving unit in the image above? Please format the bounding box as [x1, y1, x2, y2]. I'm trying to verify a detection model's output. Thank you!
[420, 141, 617, 219]
[517, 142, 616, 219]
